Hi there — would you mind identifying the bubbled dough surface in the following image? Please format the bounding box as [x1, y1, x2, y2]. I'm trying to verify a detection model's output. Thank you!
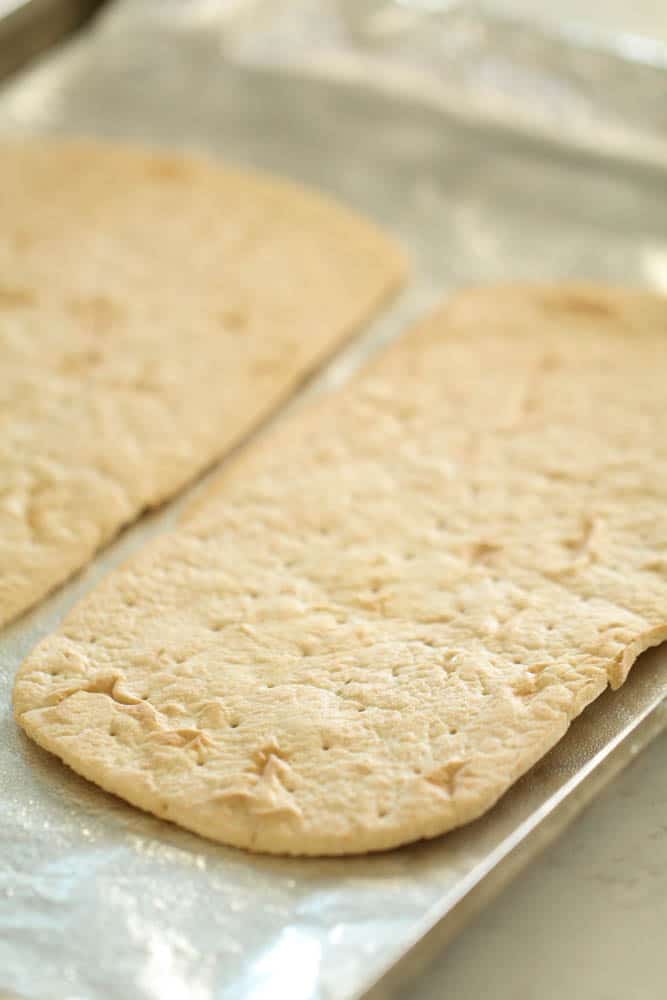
[0, 139, 405, 626]
[14, 285, 667, 855]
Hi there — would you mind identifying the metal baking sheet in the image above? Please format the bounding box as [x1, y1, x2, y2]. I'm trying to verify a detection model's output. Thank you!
[0, 0, 105, 82]
[1, 4, 667, 999]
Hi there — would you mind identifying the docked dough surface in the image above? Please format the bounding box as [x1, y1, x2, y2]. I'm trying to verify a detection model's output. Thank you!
[15, 285, 667, 855]
[0, 139, 405, 626]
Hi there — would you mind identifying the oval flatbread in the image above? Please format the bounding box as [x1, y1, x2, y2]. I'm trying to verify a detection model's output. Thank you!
[14, 285, 667, 855]
[0, 140, 405, 626]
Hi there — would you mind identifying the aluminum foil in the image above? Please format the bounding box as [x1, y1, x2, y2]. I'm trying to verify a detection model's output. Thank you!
[1, 3, 667, 998]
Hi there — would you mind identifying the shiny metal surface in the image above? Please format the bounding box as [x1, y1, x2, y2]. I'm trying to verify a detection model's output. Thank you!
[0, 4, 666, 999]
[0, 0, 105, 81]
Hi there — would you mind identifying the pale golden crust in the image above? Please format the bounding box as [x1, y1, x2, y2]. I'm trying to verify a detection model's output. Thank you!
[0, 139, 406, 626]
[15, 285, 667, 855]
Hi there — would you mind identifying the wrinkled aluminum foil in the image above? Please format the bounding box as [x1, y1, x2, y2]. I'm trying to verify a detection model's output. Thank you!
[1, 3, 666, 998]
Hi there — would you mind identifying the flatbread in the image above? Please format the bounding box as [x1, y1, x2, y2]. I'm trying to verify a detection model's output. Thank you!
[14, 285, 667, 856]
[0, 139, 405, 626]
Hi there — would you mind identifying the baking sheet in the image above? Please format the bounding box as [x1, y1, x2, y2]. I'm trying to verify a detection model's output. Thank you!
[1, 3, 667, 999]
[0, 0, 104, 81]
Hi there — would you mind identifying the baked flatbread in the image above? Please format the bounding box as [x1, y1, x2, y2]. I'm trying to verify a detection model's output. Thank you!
[14, 285, 667, 855]
[0, 140, 405, 626]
